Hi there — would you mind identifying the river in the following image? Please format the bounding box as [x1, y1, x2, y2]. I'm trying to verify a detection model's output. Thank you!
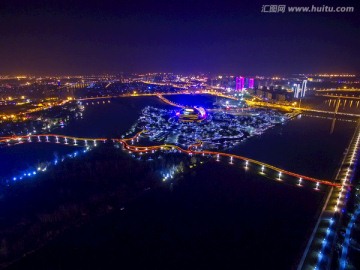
[2, 95, 357, 269]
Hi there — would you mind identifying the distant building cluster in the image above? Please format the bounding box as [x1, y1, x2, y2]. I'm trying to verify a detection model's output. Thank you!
[247, 86, 294, 102]
[235, 76, 255, 91]
[0, 73, 359, 107]
[133, 106, 288, 150]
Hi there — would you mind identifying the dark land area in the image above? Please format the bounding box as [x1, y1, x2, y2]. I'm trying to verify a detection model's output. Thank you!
[4, 157, 323, 270]
[0, 143, 195, 269]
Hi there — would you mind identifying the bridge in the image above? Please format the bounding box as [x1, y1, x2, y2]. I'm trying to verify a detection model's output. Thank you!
[0, 134, 107, 146]
[118, 131, 341, 188]
[1, 132, 340, 188]
[321, 94, 360, 100]
[246, 100, 360, 118]
[156, 95, 185, 108]
[76, 91, 238, 102]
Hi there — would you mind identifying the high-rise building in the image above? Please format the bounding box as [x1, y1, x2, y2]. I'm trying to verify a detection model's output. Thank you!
[235, 76, 244, 91]
[301, 80, 307, 97]
[293, 80, 307, 98]
[248, 78, 254, 89]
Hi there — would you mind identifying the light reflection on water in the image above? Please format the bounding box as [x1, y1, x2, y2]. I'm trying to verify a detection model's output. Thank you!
[2, 96, 358, 269]
[0, 96, 356, 184]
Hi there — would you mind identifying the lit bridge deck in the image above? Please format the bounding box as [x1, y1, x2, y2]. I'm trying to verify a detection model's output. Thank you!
[76, 91, 238, 102]
[0, 133, 340, 188]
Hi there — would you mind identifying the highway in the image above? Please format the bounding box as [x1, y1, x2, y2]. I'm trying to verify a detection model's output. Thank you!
[339, 207, 360, 270]
[298, 119, 360, 270]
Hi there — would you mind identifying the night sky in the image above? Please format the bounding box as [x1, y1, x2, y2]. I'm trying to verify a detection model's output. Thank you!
[0, 0, 359, 75]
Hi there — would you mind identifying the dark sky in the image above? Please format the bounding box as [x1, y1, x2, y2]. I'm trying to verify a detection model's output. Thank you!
[0, 0, 359, 75]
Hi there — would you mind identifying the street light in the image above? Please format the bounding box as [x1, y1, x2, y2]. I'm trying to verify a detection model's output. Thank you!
[298, 178, 302, 186]
[315, 182, 320, 190]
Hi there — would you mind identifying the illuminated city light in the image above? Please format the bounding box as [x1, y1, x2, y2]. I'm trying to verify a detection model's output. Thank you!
[298, 178, 302, 186]
[0, 107, 352, 270]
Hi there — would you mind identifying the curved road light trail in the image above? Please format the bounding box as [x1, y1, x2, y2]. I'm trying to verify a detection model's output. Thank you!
[0, 132, 341, 188]
[117, 131, 341, 188]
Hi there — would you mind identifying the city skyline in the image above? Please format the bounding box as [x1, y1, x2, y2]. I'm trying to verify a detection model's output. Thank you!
[1, 1, 360, 269]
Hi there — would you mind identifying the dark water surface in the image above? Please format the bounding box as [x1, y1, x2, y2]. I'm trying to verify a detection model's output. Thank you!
[229, 115, 356, 180]
[2, 96, 357, 269]
[54, 96, 174, 138]
[9, 163, 323, 270]
[0, 143, 79, 179]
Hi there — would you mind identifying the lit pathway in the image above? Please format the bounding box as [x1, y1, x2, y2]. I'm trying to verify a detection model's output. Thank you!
[339, 206, 360, 270]
[0, 132, 341, 188]
[119, 133, 340, 188]
[298, 119, 360, 270]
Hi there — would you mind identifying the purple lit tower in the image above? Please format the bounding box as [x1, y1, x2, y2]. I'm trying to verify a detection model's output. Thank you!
[248, 78, 254, 89]
[236, 76, 245, 91]
[235, 77, 240, 91]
